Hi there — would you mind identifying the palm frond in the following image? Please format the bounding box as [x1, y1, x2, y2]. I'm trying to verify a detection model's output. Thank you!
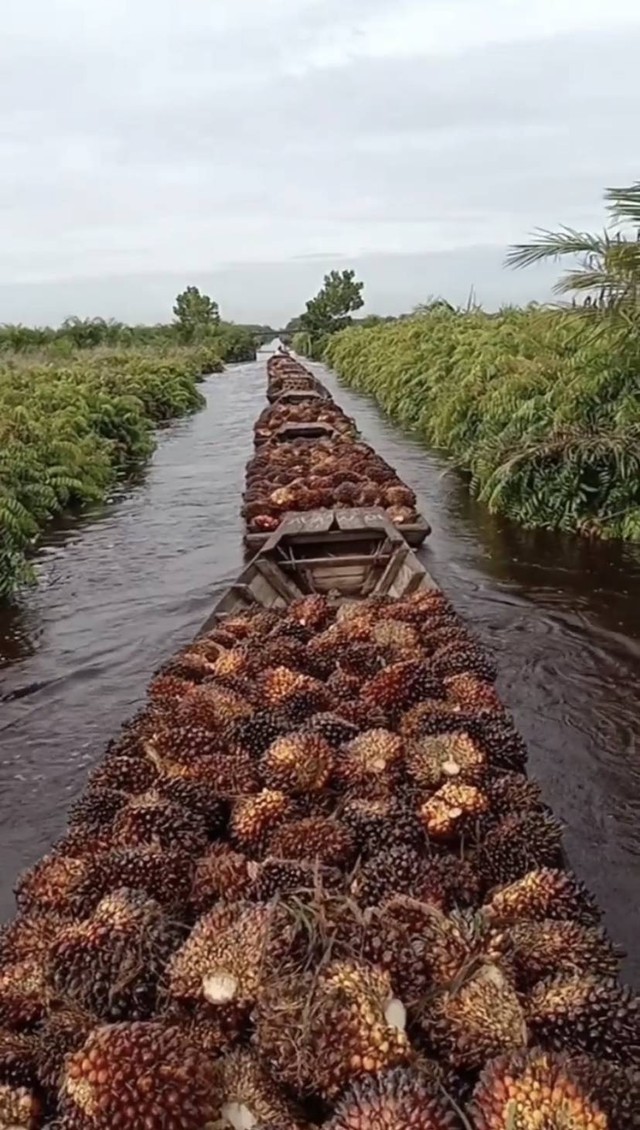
[505, 227, 606, 270]
[606, 182, 640, 228]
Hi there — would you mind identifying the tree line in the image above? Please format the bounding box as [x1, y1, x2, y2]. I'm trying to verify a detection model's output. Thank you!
[0, 288, 279, 363]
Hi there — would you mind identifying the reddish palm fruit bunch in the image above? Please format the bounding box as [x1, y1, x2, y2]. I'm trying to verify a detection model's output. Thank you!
[258, 666, 331, 721]
[215, 1049, 312, 1130]
[58, 1021, 219, 1129]
[0, 912, 67, 965]
[110, 789, 209, 853]
[474, 811, 565, 890]
[164, 901, 297, 1037]
[33, 1003, 99, 1110]
[377, 588, 458, 628]
[0, 959, 49, 1029]
[234, 708, 293, 757]
[66, 787, 128, 830]
[0, 1083, 42, 1130]
[339, 795, 425, 859]
[443, 674, 504, 713]
[335, 729, 405, 796]
[45, 888, 184, 1021]
[430, 640, 499, 683]
[190, 844, 255, 915]
[88, 846, 196, 914]
[418, 963, 528, 1070]
[15, 853, 99, 918]
[269, 815, 357, 870]
[350, 847, 447, 908]
[524, 975, 640, 1063]
[326, 1068, 457, 1130]
[469, 1048, 629, 1130]
[155, 777, 227, 836]
[87, 752, 159, 795]
[405, 732, 488, 791]
[501, 919, 621, 989]
[171, 682, 254, 738]
[481, 868, 602, 927]
[344, 899, 470, 1005]
[419, 782, 490, 842]
[254, 959, 412, 1099]
[49, 825, 116, 860]
[0, 1026, 40, 1096]
[359, 661, 445, 716]
[260, 731, 334, 794]
[230, 790, 299, 855]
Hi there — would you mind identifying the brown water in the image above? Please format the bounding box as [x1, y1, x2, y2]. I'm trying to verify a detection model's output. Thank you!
[2, 354, 640, 985]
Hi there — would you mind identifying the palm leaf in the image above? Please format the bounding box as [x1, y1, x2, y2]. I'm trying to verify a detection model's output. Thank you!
[505, 228, 606, 270]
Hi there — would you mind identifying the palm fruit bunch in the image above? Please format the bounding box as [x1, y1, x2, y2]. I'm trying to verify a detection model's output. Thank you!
[212, 1049, 310, 1130]
[326, 1067, 457, 1130]
[0, 1027, 43, 1128]
[163, 901, 297, 1042]
[45, 888, 184, 1021]
[470, 1047, 639, 1129]
[254, 959, 412, 1099]
[58, 1021, 219, 1129]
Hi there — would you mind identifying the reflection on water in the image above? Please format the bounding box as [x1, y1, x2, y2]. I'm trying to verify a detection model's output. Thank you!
[1, 356, 639, 984]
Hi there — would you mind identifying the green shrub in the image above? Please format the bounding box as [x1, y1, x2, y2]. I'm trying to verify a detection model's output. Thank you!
[0, 346, 208, 597]
[325, 307, 640, 540]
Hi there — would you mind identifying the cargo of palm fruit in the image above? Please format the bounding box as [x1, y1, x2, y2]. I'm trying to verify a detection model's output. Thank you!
[0, 362, 637, 1130]
[243, 436, 431, 549]
[253, 400, 358, 447]
[266, 353, 331, 402]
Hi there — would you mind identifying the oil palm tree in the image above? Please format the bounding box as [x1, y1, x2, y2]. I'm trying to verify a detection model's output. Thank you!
[506, 182, 640, 316]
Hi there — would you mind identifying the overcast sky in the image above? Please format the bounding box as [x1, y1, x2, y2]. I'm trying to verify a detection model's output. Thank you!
[2, 0, 640, 326]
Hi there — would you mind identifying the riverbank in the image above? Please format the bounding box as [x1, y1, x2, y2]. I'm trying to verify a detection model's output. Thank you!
[325, 307, 640, 542]
[0, 345, 216, 598]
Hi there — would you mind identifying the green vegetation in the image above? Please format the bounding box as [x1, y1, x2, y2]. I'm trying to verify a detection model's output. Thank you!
[0, 288, 260, 364]
[292, 269, 364, 358]
[325, 184, 640, 542]
[172, 285, 220, 341]
[0, 285, 270, 596]
[0, 345, 214, 597]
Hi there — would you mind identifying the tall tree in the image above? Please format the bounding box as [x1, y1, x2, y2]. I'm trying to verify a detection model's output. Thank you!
[300, 269, 364, 337]
[173, 286, 220, 342]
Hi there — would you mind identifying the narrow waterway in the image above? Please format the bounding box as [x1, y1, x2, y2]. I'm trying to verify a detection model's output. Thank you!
[1, 354, 639, 985]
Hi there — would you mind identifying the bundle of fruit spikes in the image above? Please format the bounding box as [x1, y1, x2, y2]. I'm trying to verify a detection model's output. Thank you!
[1, 589, 638, 1129]
[243, 438, 419, 533]
[253, 401, 357, 446]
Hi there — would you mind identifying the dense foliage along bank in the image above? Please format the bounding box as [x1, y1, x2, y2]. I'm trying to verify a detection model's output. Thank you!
[325, 308, 640, 541]
[0, 346, 212, 597]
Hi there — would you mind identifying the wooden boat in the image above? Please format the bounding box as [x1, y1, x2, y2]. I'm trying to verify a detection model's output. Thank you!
[244, 510, 432, 552]
[268, 422, 342, 444]
[270, 389, 326, 406]
[266, 376, 331, 403]
[204, 509, 436, 631]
